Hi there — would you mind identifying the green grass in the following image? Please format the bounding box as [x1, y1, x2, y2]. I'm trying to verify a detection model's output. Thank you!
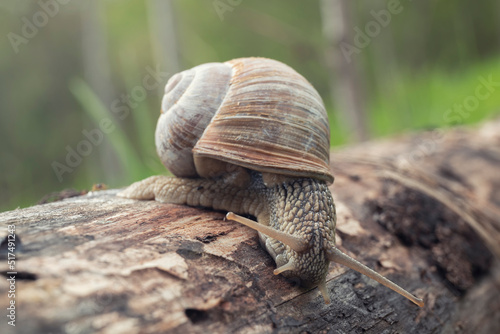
[69, 78, 146, 181]
[369, 58, 500, 138]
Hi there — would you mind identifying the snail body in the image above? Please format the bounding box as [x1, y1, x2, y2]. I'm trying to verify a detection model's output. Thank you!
[119, 57, 423, 307]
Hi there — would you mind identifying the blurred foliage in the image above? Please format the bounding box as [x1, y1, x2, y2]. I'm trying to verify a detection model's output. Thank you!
[0, 0, 499, 213]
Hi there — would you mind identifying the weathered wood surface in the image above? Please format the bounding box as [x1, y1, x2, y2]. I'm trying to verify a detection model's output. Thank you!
[1, 120, 499, 334]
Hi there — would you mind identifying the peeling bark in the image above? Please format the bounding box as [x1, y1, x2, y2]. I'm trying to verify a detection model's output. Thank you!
[1, 121, 499, 333]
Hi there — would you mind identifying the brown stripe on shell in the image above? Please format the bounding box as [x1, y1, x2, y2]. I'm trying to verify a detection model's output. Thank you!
[193, 57, 333, 183]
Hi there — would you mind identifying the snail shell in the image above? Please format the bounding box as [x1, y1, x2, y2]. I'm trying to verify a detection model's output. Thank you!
[156, 57, 333, 183]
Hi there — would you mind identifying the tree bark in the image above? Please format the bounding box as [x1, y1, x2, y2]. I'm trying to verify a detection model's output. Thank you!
[1, 120, 499, 334]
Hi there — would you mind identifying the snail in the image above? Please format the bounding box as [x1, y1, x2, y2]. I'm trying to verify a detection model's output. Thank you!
[118, 57, 424, 307]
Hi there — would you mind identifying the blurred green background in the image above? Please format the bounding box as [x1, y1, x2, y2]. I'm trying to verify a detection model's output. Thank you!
[1, 0, 499, 213]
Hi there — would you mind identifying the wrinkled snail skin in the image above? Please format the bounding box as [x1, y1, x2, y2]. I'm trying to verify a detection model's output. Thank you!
[118, 171, 265, 217]
[118, 57, 424, 307]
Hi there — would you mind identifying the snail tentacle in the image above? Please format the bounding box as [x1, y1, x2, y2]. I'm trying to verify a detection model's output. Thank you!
[326, 246, 424, 307]
[317, 279, 331, 304]
[273, 259, 297, 275]
[226, 212, 308, 253]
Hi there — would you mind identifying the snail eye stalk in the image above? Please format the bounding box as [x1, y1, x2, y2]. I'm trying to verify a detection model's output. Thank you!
[326, 246, 424, 307]
[226, 212, 308, 252]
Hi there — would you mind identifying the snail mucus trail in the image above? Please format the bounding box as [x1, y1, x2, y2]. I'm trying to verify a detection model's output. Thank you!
[118, 57, 424, 307]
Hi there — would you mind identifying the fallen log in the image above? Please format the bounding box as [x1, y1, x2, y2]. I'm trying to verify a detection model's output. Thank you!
[1, 120, 499, 333]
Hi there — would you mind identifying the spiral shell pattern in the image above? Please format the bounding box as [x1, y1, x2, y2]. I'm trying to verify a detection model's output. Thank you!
[156, 57, 333, 183]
